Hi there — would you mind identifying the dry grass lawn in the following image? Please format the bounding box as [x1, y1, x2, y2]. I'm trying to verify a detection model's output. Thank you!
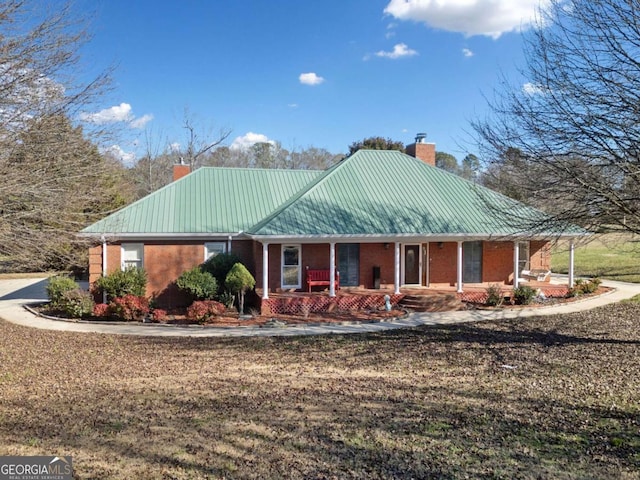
[1, 304, 639, 479]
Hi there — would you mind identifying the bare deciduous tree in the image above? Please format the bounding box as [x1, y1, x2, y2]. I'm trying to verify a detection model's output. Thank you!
[1, 114, 132, 271]
[473, 0, 640, 234]
[181, 110, 231, 168]
[0, 1, 126, 272]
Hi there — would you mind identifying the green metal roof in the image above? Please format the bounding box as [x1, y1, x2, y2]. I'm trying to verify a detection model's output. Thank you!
[81, 167, 321, 235]
[248, 150, 584, 237]
[82, 150, 586, 239]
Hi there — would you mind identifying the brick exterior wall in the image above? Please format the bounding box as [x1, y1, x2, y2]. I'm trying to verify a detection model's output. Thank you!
[530, 240, 552, 279]
[358, 243, 395, 289]
[88, 239, 255, 307]
[428, 242, 458, 285]
[482, 241, 515, 284]
[89, 238, 552, 303]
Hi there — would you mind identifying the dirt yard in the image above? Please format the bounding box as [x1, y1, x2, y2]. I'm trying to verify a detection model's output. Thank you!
[1, 303, 639, 479]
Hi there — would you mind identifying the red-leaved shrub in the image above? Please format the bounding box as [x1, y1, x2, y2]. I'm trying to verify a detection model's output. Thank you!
[110, 295, 150, 321]
[186, 300, 225, 324]
[151, 308, 167, 322]
[93, 303, 110, 318]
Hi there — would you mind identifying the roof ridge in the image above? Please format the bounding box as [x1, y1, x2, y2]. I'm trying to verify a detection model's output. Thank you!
[200, 165, 323, 173]
[80, 165, 202, 233]
[247, 153, 351, 233]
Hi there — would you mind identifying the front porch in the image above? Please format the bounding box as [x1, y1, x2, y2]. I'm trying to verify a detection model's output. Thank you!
[258, 280, 570, 315]
[257, 240, 578, 303]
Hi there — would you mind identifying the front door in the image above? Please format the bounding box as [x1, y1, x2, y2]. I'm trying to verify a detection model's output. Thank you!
[404, 244, 421, 285]
[463, 241, 483, 283]
[338, 244, 360, 287]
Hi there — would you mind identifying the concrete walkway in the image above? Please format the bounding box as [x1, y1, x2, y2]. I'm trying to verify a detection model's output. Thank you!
[1, 277, 639, 338]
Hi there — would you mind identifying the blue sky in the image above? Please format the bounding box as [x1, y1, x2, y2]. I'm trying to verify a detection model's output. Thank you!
[76, 0, 546, 163]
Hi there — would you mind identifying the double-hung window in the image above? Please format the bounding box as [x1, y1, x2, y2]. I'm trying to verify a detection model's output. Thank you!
[281, 245, 301, 289]
[122, 243, 144, 270]
[518, 241, 530, 276]
[205, 242, 226, 261]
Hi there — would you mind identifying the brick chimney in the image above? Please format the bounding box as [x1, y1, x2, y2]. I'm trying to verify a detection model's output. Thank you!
[173, 159, 191, 181]
[406, 132, 435, 166]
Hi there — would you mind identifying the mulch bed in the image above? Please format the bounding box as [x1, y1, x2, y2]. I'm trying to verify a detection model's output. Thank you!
[33, 304, 407, 327]
[33, 287, 611, 326]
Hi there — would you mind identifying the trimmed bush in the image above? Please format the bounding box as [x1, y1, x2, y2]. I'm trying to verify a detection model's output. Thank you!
[46, 276, 79, 308]
[568, 277, 602, 297]
[513, 285, 536, 305]
[485, 283, 505, 307]
[59, 288, 94, 318]
[110, 295, 150, 321]
[94, 267, 147, 301]
[176, 267, 218, 300]
[186, 300, 225, 324]
[225, 263, 256, 315]
[202, 252, 242, 292]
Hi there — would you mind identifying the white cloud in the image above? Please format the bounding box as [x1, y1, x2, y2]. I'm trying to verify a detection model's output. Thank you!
[288, 103, 299, 108]
[462, 48, 474, 57]
[79, 102, 154, 129]
[169, 142, 181, 152]
[80, 103, 132, 124]
[299, 72, 325, 86]
[384, 0, 549, 39]
[230, 132, 275, 151]
[129, 113, 154, 129]
[522, 82, 547, 95]
[374, 43, 418, 59]
[104, 144, 136, 164]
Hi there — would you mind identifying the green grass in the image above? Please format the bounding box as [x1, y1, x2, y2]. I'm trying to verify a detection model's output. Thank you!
[552, 233, 640, 283]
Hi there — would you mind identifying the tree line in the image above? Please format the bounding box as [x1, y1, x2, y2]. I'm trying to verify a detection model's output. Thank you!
[5, 0, 639, 273]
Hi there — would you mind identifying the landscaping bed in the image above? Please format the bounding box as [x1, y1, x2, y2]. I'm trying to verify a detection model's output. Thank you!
[32, 303, 407, 327]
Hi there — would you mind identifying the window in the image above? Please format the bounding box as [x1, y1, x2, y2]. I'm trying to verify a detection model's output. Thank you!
[518, 241, 530, 276]
[281, 245, 301, 288]
[205, 242, 226, 261]
[122, 243, 143, 270]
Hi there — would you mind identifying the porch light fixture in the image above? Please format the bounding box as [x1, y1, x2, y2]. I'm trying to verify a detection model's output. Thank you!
[438, 242, 444, 249]
[384, 243, 390, 250]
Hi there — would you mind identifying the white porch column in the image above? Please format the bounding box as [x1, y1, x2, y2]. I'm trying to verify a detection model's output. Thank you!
[568, 240, 575, 288]
[329, 242, 336, 297]
[101, 236, 108, 304]
[513, 241, 520, 289]
[394, 242, 401, 294]
[456, 241, 464, 293]
[262, 242, 269, 299]
[227, 235, 232, 252]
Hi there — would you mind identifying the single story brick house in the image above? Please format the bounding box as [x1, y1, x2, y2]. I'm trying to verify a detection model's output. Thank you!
[81, 136, 585, 307]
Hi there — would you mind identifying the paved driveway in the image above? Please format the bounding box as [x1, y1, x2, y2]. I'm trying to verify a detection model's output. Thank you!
[1, 277, 639, 337]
